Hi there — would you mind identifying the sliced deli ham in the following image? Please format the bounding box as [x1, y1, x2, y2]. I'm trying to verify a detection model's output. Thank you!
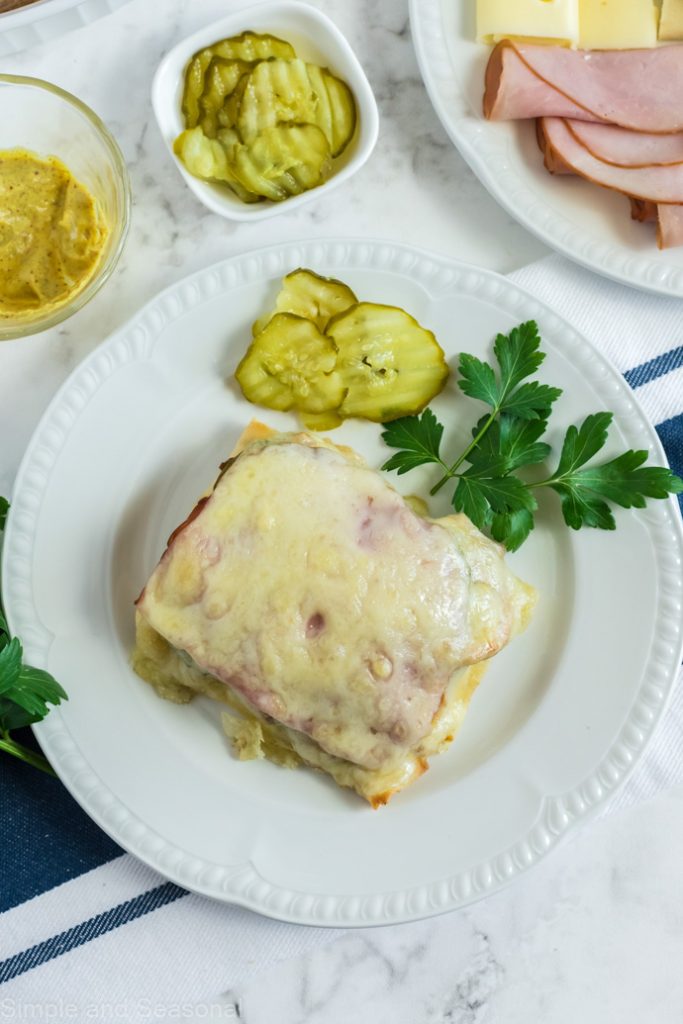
[540, 117, 683, 203]
[485, 41, 683, 134]
[537, 120, 683, 248]
[484, 41, 592, 123]
[568, 121, 683, 168]
[630, 202, 683, 249]
[657, 205, 683, 249]
[629, 199, 658, 223]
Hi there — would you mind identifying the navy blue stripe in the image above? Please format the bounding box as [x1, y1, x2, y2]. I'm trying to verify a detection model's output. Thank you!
[656, 412, 683, 513]
[624, 345, 683, 389]
[0, 727, 123, 912]
[0, 882, 187, 984]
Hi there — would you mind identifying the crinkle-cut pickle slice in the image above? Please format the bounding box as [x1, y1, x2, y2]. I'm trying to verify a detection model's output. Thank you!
[235, 313, 345, 413]
[173, 127, 261, 204]
[252, 267, 357, 335]
[236, 58, 357, 157]
[199, 57, 253, 137]
[181, 32, 296, 128]
[232, 124, 331, 202]
[328, 302, 449, 422]
[299, 410, 344, 431]
[306, 64, 357, 157]
[217, 73, 250, 132]
[237, 58, 318, 143]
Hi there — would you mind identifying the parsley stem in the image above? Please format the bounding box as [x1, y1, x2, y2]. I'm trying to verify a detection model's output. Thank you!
[429, 407, 499, 496]
[0, 733, 56, 776]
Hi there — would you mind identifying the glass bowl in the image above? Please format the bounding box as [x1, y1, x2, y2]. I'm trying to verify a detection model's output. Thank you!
[0, 75, 131, 341]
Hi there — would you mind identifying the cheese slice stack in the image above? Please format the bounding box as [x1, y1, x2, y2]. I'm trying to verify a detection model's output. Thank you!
[477, 0, 659, 49]
[476, 0, 579, 46]
[579, 0, 658, 48]
[660, 0, 683, 40]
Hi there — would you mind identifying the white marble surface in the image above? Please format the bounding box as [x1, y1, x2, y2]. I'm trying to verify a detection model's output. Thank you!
[2, 0, 683, 1020]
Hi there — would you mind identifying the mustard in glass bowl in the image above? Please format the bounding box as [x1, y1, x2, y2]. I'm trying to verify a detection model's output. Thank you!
[0, 75, 131, 341]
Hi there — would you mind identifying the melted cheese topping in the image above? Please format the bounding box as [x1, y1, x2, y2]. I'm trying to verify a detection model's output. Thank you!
[135, 434, 535, 785]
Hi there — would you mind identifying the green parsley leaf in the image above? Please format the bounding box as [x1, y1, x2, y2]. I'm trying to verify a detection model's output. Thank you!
[550, 412, 613, 477]
[493, 321, 545, 392]
[0, 636, 22, 694]
[0, 635, 66, 723]
[500, 380, 563, 421]
[381, 409, 446, 476]
[0, 494, 67, 773]
[490, 507, 536, 552]
[458, 353, 499, 408]
[381, 322, 683, 551]
[459, 321, 561, 421]
[453, 473, 537, 539]
[543, 419, 683, 530]
[0, 610, 9, 652]
[467, 415, 551, 475]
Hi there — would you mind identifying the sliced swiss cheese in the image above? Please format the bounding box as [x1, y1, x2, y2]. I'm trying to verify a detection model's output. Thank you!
[476, 0, 579, 46]
[659, 0, 683, 40]
[579, 0, 658, 48]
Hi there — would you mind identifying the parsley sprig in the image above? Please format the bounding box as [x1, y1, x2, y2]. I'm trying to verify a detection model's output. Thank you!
[0, 499, 67, 775]
[381, 322, 683, 552]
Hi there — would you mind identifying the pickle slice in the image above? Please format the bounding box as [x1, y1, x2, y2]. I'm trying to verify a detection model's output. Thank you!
[232, 124, 331, 202]
[300, 410, 344, 431]
[173, 128, 261, 204]
[237, 59, 318, 143]
[253, 268, 357, 335]
[235, 313, 345, 413]
[199, 57, 253, 137]
[217, 72, 250, 131]
[306, 65, 357, 157]
[181, 32, 296, 128]
[327, 303, 449, 422]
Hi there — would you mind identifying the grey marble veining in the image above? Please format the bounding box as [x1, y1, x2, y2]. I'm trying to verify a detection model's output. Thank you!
[235, 786, 683, 1023]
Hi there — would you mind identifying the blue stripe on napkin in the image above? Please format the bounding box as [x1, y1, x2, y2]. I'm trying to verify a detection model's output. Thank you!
[656, 413, 683, 509]
[0, 882, 187, 984]
[623, 346, 683, 511]
[1, 727, 122, 914]
[624, 345, 683, 389]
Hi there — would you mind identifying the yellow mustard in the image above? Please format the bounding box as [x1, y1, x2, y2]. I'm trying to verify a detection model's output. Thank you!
[0, 148, 108, 321]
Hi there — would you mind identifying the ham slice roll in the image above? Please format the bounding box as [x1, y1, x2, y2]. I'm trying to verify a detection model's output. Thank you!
[658, 205, 683, 248]
[485, 41, 683, 134]
[568, 121, 683, 169]
[629, 201, 683, 249]
[539, 117, 683, 203]
[537, 122, 683, 249]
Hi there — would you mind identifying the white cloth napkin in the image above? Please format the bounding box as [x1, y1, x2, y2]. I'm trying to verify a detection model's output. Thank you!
[2, 255, 682, 1018]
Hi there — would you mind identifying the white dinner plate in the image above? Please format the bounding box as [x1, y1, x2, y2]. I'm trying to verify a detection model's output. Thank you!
[0, 0, 132, 57]
[3, 239, 682, 926]
[410, 0, 683, 297]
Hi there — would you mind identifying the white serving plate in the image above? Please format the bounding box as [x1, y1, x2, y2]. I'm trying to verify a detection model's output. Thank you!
[151, 1, 379, 222]
[410, 0, 683, 297]
[0, 0, 132, 57]
[3, 239, 682, 927]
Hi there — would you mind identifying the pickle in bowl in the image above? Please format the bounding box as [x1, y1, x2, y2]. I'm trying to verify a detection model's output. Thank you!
[175, 31, 358, 204]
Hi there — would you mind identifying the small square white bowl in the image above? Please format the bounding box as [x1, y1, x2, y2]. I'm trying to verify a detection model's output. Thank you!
[151, 0, 379, 222]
